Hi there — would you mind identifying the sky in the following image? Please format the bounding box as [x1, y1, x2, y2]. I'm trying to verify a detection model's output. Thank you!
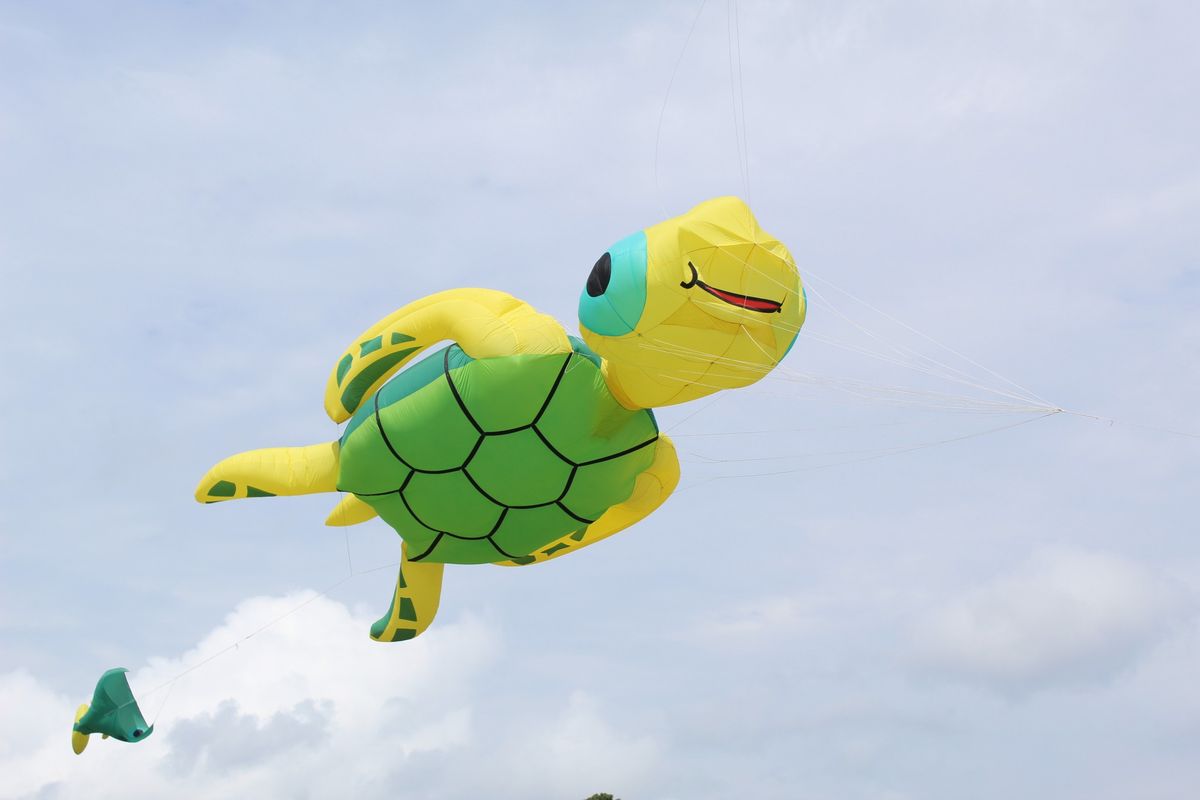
[1, 1, 1198, 798]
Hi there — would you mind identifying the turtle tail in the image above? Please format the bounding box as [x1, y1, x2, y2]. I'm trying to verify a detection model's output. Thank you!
[195, 442, 340, 503]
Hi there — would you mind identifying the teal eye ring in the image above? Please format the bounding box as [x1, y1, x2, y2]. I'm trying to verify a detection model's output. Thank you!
[578, 231, 648, 336]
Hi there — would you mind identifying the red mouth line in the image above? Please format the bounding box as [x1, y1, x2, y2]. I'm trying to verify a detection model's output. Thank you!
[681, 262, 783, 313]
[698, 282, 783, 313]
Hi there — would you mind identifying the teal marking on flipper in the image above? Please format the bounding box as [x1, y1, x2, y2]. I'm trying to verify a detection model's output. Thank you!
[370, 582, 401, 640]
[341, 346, 451, 443]
[391, 332, 416, 345]
[397, 597, 418, 622]
[339, 347, 420, 416]
[336, 354, 354, 385]
[208, 480, 235, 497]
[246, 486, 275, 498]
[359, 336, 383, 356]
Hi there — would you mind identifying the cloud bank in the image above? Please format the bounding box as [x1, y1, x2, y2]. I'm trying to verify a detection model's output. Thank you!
[0, 593, 654, 800]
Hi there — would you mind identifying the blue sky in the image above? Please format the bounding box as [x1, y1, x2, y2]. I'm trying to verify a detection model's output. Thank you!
[1, 1, 1198, 798]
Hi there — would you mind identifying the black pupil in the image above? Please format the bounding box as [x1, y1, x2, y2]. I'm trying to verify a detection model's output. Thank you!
[586, 252, 611, 297]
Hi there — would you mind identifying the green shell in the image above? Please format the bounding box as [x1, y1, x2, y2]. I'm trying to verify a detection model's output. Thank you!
[337, 337, 659, 564]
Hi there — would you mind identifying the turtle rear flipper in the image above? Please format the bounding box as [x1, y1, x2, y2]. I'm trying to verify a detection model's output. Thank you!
[195, 442, 339, 504]
[370, 544, 444, 643]
[325, 494, 378, 527]
[495, 435, 680, 567]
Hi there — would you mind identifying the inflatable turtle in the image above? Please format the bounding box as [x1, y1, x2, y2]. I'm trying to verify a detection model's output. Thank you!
[196, 197, 805, 642]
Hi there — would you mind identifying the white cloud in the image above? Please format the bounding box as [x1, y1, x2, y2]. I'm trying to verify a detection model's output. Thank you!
[471, 691, 659, 799]
[912, 548, 1184, 692]
[0, 592, 652, 800]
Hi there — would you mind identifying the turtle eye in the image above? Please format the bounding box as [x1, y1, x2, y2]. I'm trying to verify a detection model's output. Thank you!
[133, 729, 143, 738]
[578, 231, 648, 336]
[586, 253, 611, 296]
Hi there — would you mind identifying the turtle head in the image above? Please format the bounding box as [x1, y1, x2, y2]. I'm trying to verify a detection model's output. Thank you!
[578, 196, 805, 409]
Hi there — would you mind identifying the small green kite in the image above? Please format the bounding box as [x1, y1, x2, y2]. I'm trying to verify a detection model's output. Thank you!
[72, 668, 153, 755]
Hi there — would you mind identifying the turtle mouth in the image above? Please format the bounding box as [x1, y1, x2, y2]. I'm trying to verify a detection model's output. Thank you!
[681, 262, 783, 313]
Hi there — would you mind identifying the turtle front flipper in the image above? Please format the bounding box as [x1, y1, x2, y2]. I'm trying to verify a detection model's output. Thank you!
[370, 543, 445, 643]
[325, 288, 570, 423]
[195, 442, 339, 504]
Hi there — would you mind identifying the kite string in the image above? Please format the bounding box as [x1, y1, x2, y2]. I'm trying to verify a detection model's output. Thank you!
[651, 327, 1198, 448]
[149, 671, 175, 726]
[664, 389, 727, 434]
[141, 500, 403, 727]
[636, 261, 1199, 432]
[734, 0, 750, 203]
[634, 240, 1057, 410]
[744, 324, 1056, 412]
[1057, 409, 1200, 439]
[726, 0, 749, 199]
[685, 242, 1052, 408]
[682, 412, 1055, 464]
[676, 411, 1061, 488]
[637, 336, 1054, 414]
[144, 572, 357, 725]
[681, 242, 1051, 409]
[803, 268, 1055, 407]
[799, 282, 1050, 407]
[655, 0, 709, 206]
[749, 290, 1195, 436]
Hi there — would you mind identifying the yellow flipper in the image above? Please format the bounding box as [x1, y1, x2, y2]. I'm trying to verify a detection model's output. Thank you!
[71, 704, 90, 755]
[195, 442, 339, 504]
[370, 544, 445, 642]
[324, 288, 570, 423]
[496, 435, 681, 566]
[325, 494, 379, 527]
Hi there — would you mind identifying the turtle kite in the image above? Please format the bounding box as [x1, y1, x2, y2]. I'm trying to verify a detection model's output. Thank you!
[71, 669, 154, 754]
[195, 197, 805, 643]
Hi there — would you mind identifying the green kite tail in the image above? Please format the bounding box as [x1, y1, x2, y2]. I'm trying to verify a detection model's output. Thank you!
[71, 668, 153, 755]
